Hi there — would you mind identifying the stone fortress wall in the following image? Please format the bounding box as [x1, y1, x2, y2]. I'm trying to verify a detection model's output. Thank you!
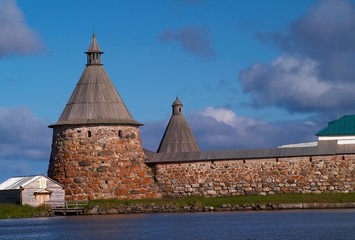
[150, 155, 355, 198]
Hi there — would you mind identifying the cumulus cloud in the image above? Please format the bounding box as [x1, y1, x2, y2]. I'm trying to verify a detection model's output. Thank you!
[240, 56, 355, 112]
[141, 107, 319, 152]
[0, 107, 51, 181]
[160, 26, 215, 59]
[193, 107, 318, 150]
[0, 0, 43, 57]
[240, 0, 355, 115]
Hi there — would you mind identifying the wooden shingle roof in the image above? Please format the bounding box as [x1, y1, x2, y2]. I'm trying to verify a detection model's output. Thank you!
[50, 34, 141, 127]
[157, 98, 200, 153]
[146, 140, 355, 163]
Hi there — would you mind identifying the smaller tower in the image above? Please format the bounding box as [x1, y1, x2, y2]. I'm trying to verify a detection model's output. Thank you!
[157, 97, 200, 153]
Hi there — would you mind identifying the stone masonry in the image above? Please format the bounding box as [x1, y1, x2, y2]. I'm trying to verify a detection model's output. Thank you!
[48, 125, 161, 200]
[151, 155, 355, 197]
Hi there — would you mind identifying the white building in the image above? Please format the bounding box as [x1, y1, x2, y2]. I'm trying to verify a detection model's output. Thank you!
[0, 175, 65, 206]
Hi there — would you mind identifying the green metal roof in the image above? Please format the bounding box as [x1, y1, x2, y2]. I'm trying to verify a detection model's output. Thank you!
[316, 115, 355, 136]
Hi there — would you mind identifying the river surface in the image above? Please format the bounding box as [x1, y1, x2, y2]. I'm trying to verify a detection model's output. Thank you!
[0, 209, 355, 240]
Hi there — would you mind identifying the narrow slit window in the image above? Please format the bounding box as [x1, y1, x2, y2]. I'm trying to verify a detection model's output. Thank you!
[118, 130, 123, 138]
[88, 131, 92, 137]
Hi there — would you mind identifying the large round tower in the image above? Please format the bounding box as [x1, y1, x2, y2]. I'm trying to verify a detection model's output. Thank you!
[48, 34, 160, 200]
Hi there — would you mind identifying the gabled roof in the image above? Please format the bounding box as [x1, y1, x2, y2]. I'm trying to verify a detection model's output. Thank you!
[0, 175, 64, 190]
[157, 98, 200, 153]
[50, 34, 141, 127]
[317, 115, 355, 136]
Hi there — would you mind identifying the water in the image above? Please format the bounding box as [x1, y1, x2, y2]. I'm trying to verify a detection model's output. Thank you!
[0, 210, 355, 240]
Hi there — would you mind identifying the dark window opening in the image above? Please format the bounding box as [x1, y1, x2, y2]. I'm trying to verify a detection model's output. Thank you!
[179, 108, 182, 112]
[118, 130, 123, 138]
[105, 180, 108, 184]
[88, 131, 92, 137]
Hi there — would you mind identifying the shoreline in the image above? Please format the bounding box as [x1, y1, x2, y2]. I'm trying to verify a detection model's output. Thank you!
[1, 202, 355, 219]
[84, 202, 355, 215]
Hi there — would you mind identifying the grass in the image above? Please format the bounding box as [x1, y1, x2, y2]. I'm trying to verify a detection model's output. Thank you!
[0, 204, 50, 219]
[87, 192, 355, 209]
[1, 193, 354, 219]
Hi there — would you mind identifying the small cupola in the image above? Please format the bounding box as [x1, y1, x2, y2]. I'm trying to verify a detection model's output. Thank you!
[172, 97, 183, 115]
[86, 34, 103, 65]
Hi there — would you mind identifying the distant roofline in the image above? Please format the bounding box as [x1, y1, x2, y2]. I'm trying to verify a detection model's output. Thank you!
[145, 140, 355, 164]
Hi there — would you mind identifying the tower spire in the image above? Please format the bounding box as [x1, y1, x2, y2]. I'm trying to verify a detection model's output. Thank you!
[86, 33, 103, 65]
[157, 97, 200, 153]
[50, 34, 141, 127]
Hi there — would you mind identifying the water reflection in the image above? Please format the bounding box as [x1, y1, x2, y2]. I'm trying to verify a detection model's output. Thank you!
[0, 210, 355, 240]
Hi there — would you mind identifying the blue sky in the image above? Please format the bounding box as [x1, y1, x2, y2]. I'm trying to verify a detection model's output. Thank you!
[2, 0, 355, 181]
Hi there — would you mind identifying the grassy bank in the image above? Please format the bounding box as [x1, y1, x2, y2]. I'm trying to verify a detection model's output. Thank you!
[0, 204, 50, 219]
[1, 193, 354, 219]
[87, 192, 355, 209]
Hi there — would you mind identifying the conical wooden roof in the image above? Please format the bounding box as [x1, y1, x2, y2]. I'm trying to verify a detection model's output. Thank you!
[50, 34, 141, 127]
[157, 98, 200, 153]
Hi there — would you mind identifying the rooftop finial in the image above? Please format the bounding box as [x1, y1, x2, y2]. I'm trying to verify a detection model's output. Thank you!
[93, 27, 95, 37]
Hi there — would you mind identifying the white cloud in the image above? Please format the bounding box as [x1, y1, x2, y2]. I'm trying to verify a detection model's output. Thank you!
[0, 107, 51, 181]
[240, 55, 355, 112]
[201, 107, 238, 127]
[246, 0, 355, 115]
[0, 0, 44, 57]
[194, 107, 319, 150]
[141, 107, 319, 152]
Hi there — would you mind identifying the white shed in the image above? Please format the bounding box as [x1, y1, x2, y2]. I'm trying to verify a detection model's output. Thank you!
[0, 175, 65, 207]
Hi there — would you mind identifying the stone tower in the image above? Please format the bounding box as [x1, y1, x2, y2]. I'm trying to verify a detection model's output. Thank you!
[157, 97, 200, 153]
[48, 34, 159, 200]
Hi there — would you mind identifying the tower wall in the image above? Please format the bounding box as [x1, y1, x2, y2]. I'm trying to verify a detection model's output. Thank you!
[48, 125, 160, 200]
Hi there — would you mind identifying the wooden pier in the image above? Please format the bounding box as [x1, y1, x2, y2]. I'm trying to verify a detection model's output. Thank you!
[46, 201, 88, 215]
